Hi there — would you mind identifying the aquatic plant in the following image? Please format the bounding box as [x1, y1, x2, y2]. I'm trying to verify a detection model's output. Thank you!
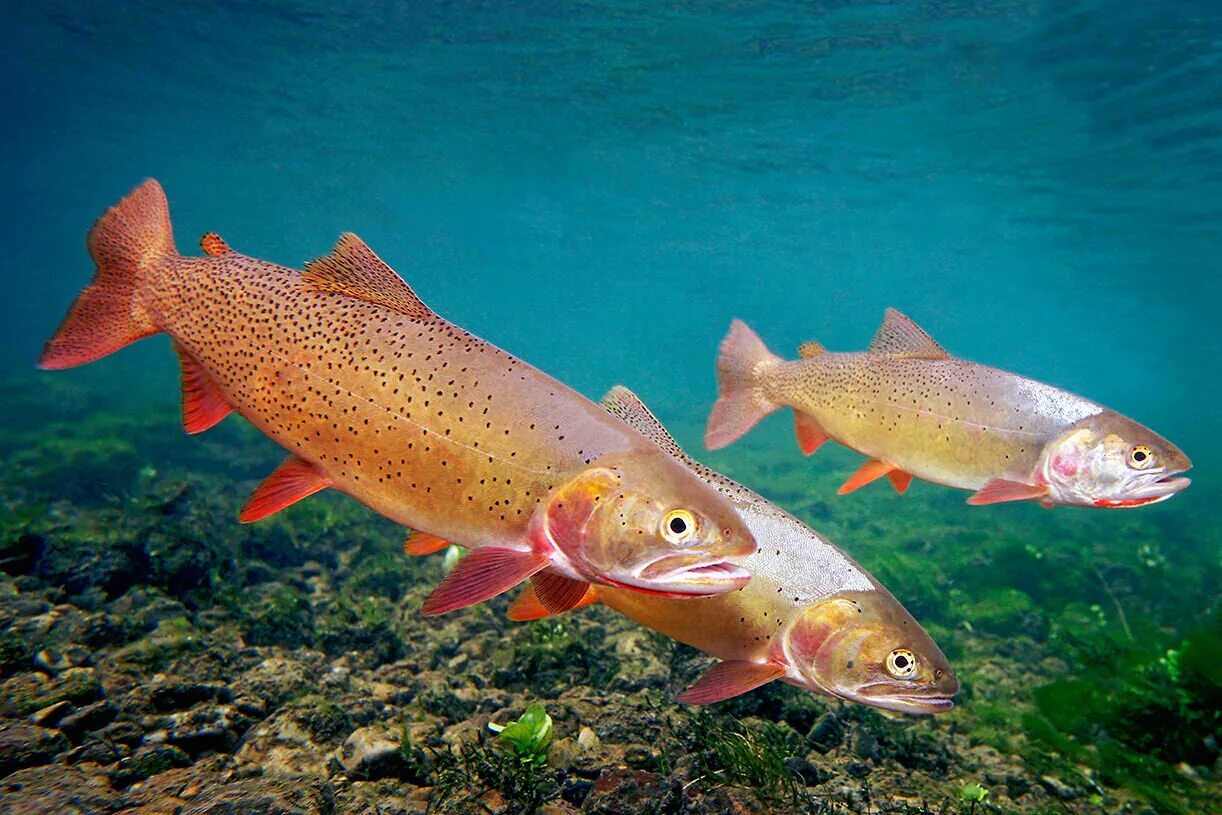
[686, 708, 809, 807]
[489, 703, 554, 767]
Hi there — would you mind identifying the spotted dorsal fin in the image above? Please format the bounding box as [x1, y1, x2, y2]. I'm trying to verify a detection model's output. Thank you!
[600, 386, 690, 462]
[303, 233, 435, 319]
[797, 341, 825, 358]
[868, 308, 949, 360]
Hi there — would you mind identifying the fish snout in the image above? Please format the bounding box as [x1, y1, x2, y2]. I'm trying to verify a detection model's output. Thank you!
[622, 557, 752, 596]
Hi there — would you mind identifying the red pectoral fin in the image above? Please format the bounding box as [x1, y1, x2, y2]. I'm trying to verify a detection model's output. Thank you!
[507, 579, 600, 621]
[174, 344, 233, 434]
[239, 457, 333, 522]
[676, 660, 788, 705]
[531, 571, 593, 614]
[793, 411, 829, 455]
[887, 469, 914, 494]
[967, 478, 1051, 506]
[404, 531, 453, 556]
[837, 459, 897, 495]
[420, 547, 550, 616]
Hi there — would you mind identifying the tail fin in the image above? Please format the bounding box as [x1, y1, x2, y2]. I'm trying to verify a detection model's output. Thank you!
[705, 319, 782, 450]
[38, 179, 174, 370]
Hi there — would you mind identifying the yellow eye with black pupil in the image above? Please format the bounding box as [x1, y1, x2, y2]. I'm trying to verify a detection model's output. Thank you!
[886, 649, 917, 678]
[661, 509, 696, 544]
[1129, 445, 1154, 469]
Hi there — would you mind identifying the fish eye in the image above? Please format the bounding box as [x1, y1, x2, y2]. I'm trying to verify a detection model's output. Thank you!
[1128, 445, 1155, 469]
[885, 648, 917, 679]
[661, 509, 697, 544]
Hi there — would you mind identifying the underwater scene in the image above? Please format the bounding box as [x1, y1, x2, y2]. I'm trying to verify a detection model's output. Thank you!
[2, 2, 1219, 814]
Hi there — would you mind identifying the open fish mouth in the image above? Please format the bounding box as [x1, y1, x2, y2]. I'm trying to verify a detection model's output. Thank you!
[611, 559, 751, 596]
[836, 685, 956, 715]
[1095, 472, 1191, 508]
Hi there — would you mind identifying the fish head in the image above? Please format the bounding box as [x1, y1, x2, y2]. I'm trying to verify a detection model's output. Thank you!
[1039, 412, 1191, 508]
[540, 455, 754, 596]
[783, 590, 957, 715]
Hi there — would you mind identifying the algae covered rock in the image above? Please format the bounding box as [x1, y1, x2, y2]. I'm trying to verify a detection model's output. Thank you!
[0, 721, 70, 776]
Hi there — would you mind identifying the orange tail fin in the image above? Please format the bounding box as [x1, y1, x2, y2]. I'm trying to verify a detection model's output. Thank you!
[705, 319, 783, 450]
[38, 179, 174, 369]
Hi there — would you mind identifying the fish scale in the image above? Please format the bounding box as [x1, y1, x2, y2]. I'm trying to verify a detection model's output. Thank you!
[39, 179, 756, 614]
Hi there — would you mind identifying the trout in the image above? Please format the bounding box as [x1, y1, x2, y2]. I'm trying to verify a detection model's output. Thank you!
[39, 180, 757, 614]
[506, 387, 957, 714]
[706, 310, 1190, 508]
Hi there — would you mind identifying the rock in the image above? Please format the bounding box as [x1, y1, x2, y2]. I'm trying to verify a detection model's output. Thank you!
[2, 667, 102, 715]
[151, 703, 258, 755]
[784, 755, 829, 786]
[1040, 773, 1082, 800]
[110, 743, 192, 787]
[234, 697, 353, 778]
[845, 760, 872, 779]
[582, 769, 678, 815]
[808, 712, 843, 753]
[576, 726, 600, 752]
[233, 656, 315, 709]
[59, 700, 118, 740]
[0, 722, 70, 776]
[34, 644, 91, 673]
[335, 725, 408, 780]
[29, 699, 74, 727]
[0, 763, 115, 814]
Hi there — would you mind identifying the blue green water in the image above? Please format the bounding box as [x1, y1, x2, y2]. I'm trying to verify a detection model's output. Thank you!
[2, 3, 1220, 810]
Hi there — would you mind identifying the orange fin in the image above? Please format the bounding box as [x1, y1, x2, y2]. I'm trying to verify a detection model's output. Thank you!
[705, 320, 783, 450]
[508, 581, 599, 621]
[38, 180, 171, 370]
[676, 660, 787, 705]
[532, 571, 593, 614]
[797, 341, 824, 358]
[200, 232, 232, 256]
[173, 343, 232, 434]
[404, 531, 452, 556]
[239, 456, 333, 522]
[887, 469, 914, 494]
[304, 234, 435, 319]
[868, 308, 949, 360]
[420, 548, 549, 616]
[837, 459, 898, 495]
[967, 478, 1051, 506]
[793, 411, 829, 455]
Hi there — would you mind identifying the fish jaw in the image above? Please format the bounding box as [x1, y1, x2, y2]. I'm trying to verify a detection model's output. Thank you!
[607, 558, 752, 597]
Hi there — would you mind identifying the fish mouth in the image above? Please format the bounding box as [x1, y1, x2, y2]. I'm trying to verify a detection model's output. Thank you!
[1094, 471, 1191, 508]
[611, 559, 752, 597]
[836, 684, 957, 715]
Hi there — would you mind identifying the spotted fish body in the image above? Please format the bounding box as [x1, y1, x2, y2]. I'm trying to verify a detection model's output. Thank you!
[706, 311, 1190, 508]
[511, 387, 958, 715]
[39, 180, 756, 614]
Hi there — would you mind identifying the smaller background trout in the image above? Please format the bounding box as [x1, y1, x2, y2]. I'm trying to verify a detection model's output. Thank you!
[706, 309, 1190, 508]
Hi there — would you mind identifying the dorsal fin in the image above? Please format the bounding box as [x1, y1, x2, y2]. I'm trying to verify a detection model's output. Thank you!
[600, 386, 689, 461]
[797, 341, 825, 358]
[868, 308, 949, 359]
[303, 234, 435, 319]
[200, 233, 232, 256]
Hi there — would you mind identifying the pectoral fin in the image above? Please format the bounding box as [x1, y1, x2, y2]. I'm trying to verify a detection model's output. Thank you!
[507, 581, 600, 621]
[404, 531, 453, 556]
[887, 469, 914, 494]
[967, 478, 1051, 506]
[239, 457, 333, 522]
[837, 459, 898, 495]
[793, 411, 829, 455]
[420, 547, 550, 616]
[531, 571, 593, 614]
[676, 660, 788, 705]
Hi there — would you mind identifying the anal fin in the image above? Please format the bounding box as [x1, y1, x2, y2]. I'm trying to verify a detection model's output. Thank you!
[239, 456, 333, 522]
[676, 660, 787, 705]
[967, 478, 1051, 506]
[837, 459, 898, 495]
[404, 531, 453, 556]
[793, 411, 829, 455]
[508, 581, 600, 621]
[174, 343, 233, 434]
[420, 547, 549, 616]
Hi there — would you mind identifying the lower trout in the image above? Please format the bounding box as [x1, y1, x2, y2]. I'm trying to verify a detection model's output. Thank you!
[39, 180, 756, 614]
[706, 310, 1190, 508]
[508, 387, 957, 714]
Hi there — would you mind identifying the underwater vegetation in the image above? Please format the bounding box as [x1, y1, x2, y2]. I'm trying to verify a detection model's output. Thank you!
[0, 374, 1217, 813]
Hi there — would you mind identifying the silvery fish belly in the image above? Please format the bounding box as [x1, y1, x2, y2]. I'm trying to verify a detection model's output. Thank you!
[706, 309, 1190, 509]
[509, 387, 958, 715]
[38, 180, 756, 617]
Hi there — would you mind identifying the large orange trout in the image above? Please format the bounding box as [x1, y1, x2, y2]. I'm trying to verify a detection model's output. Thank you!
[509, 387, 957, 715]
[39, 180, 756, 614]
[706, 310, 1190, 508]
